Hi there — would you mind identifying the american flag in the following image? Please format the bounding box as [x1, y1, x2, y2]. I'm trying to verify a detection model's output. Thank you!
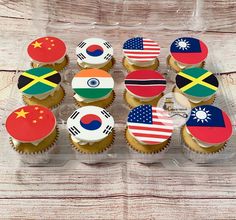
[123, 37, 160, 62]
[127, 105, 173, 145]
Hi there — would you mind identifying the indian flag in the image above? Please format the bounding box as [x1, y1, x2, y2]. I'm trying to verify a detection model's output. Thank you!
[72, 69, 114, 99]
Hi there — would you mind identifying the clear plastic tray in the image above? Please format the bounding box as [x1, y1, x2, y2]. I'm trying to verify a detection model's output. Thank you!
[0, 0, 235, 167]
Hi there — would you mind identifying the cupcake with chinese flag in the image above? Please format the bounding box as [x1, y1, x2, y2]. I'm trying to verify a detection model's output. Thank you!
[122, 37, 160, 72]
[72, 69, 115, 108]
[182, 105, 233, 163]
[174, 67, 218, 107]
[167, 37, 208, 72]
[76, 38, 115, 71]
[67, 106, 115, 163]
[5, 105, 58, 164]
[125, 105, 174, 163]
[124, 70, 166, 108]
[18, 67, 65, 109]
[27, 36, 68, 71]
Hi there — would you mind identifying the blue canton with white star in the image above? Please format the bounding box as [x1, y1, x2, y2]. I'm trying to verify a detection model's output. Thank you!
[123, 37, 144, 50]
[128, 105, 152, 124]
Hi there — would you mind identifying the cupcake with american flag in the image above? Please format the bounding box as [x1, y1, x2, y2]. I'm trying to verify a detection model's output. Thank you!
[125, 105, 174, 163]
[122, 37, 160, 72]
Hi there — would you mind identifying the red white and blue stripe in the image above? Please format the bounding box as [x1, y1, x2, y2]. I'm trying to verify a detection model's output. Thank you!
[127, 105, 173, 145]
[123, 37, 160, 62]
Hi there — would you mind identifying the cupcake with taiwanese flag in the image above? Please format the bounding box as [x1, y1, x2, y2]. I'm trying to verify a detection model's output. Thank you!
[27, 36, 68, 71]
[182, 105, 233, 163]
[125, 105, 174, 163]
[76, 38, 115, 71]
[5, 105, 58, 164]
[67, 106, 115, 163]
[18, 67, 65, 109]
[122, 37, 160, 72]
[174, 67, 218, 107]
[72, 69, 115, 108]
[167, 37, 208, 72]
[124, 70, 166, 108]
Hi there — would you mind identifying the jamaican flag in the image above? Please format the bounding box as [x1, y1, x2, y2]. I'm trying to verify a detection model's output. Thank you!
[176, 68, 218, 97]
[18, 67, 61, 95]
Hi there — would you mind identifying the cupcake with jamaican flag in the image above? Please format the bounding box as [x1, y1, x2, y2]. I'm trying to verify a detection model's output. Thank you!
[182, 105, 233, 163]
[167, 37, 208, 72]
[174, 67, 218, 107]
[5, 105, 58, 164]
[76, 38, 114, 71]
[67, 106, 115, 163]
[18, 67, 65, 109]
[72, 69, 115, 108]
[124, 70, 166, 108]
[122, 37, 160, 72]
[28, 36, 68, 71]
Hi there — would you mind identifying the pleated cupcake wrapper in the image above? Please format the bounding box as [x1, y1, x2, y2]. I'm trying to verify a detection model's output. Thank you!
[22, 85, 66, 110]
[74, 90, 116, 109]
[69, 129, 115, 164]
[77, 57, 116, 72]
[122, 57, 159, 73]
[124, 127, 171, 163]
[123, 90, 163, 109]
[166, 54, 206, 73]
[180, 126, 227, 163]
[30, 54, 70, 73]
[172, 85, 216, 107]
[9, 127, 59, 165]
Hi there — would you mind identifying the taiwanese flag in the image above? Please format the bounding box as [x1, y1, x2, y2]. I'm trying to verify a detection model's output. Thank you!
[186, 105, 232, 144]
[170, 37, 208, 65]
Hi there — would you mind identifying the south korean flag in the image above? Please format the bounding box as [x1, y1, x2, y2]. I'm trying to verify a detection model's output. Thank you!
[67, 106, 114, 142]
[76, 38, 113, 64]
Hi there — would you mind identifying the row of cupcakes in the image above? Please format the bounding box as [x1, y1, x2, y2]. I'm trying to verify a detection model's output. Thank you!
[5, 103, 233, 164]
[27, 36, 208, 72]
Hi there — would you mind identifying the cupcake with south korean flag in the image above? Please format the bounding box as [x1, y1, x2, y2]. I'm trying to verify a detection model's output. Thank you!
[76, 38, 115, 71]
[182, 105, 233, 163]
[125, 105, 174, 163]
[67, 106, 115, 163]
[122, 37, 160, 72]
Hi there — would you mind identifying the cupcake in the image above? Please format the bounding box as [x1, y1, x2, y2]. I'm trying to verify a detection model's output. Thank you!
[124, 70, 166, 108]
[27, 36, 68, 71]
[67, 106, 115, 163]
[18, 67, 65, 109]
[174, 67, 218, 107]
[167, 37, 208, 72]
[122, 37, 160, 72]
[126, 105, 174, 163]
[72, 69, 115, 108]
[5, 105, 58, 164]
[182, 105, 233, 163]
[76, 38, 114, 71]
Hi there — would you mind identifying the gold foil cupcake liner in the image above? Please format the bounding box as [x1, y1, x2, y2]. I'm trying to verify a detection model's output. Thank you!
[9, 127, 59, 165]
[180, 126, 227, 163]
[77, 57, 116, 72]
[166, 55, 206, 73]
[22, 85, 66, 110]
[69, 130, 116, 164]
[74, 90, 116, 109]
[30, 55, 70, 73]
[124, 127, 171, 163]
[122, 57, 159, 73]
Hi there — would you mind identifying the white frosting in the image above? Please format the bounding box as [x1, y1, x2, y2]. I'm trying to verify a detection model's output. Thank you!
[23, 85, 60, 100]
[184, 93, 212, 103]
[32, 55, 66, 66]
[73, 90, 111, 103]
[71, 135, 95, 146]
[173, 59, 202, 70]
[186, 126, 214, 148]
[127, 90, 158, 102]
[77, 59, 109, 69]
[125, 56, 156, 67]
